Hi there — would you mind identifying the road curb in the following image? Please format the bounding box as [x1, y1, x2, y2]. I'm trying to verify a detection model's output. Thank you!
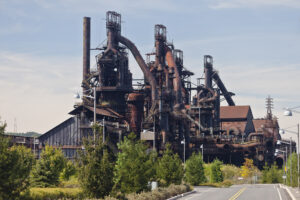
[280, 184, 296, 200]
[166, 190, 196, 200]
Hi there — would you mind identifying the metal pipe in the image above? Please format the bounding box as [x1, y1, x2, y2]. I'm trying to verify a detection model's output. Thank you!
[165, 47, 182, 107]
[93, 87, 96, 143]
[212, 72, 235, 106]
[117, 35, 157, 103]
[83, 17, 90, 95]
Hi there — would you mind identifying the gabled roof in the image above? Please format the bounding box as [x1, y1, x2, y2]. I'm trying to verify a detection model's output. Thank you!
[69, 105, 123, 119]
[220, 106, 251, 120]
[39, 117, 74, 139]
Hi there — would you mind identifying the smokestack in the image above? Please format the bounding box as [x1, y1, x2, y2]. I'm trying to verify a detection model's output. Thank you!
[204, 55, 213, 89]
[83, 17, 90, 86]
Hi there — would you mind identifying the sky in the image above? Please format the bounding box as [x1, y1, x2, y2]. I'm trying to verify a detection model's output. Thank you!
[0, 0, 300, 142]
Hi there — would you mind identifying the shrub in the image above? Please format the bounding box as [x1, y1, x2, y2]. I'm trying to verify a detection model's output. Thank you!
[123, 184, 191, 200]
[185, 152, 206, 185]
[262, 163, 283, 184]
[31, 145, 66, 187]
[113, 132, 156, 194]
[23, 187, 84, 200]
[210, 159, 223, 183]
[221, 164, 240, 182]
[0, 121, 34, 200]
[156, 144, 184, 186]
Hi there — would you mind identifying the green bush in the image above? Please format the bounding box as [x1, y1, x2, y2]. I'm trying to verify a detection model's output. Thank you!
[23, 187, 84, 200]
[0, 122, 35, 200]
[262, 163, 283, 184]
[123, 184, 191, 200]
[221, 165, 240, 180]
[185, 152, 206, 185]
[210, 159, 224, 183]
[31, 145, 66, 187]
[156, 144, 184, 186]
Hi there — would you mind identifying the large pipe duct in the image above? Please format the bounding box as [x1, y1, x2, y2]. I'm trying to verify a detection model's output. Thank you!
[83, 17, 91, 92]
[166, 47, 182, 107]
[212, 72, 235, 106]
[117, 35, 157, 103]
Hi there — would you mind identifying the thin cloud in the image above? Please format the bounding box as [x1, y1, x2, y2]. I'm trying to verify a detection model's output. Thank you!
[210, 0, 300, 9]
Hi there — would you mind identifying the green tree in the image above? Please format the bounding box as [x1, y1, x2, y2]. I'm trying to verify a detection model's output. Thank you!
[77, 126, 115, 199]
[185, 152, 206, 185]
[156, 143, 184, 186]
[210, 158, 223, 183]
[60, 160, 76, 181]
[31, 145, 66, 187]
[286, 152, 298, 187]
[113, 133, 155, 194]
[262, 163, 283, 184]
[0, 121, 34, 200]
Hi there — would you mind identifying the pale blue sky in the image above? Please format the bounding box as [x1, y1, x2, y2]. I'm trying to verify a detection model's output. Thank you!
[1, 0, 300, 141]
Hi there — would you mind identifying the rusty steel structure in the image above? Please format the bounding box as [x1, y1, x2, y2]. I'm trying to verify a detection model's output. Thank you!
[48, 11, 296, 168]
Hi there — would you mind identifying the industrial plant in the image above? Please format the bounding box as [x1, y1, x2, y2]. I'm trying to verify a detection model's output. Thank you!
[38, 11, 295, 169]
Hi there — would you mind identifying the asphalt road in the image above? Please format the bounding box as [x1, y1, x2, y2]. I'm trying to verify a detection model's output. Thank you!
[179, 184, 291, 200]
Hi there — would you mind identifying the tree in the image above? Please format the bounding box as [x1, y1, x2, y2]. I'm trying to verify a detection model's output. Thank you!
[240, 158, 255, 179]
[113, 132, 155, 194]
[262, 163, 283, 184]
[0, 120, 34, 200]
[60, 160, 76, 181]
[286, 152, 298, 187]
[77, 125, 115, 199]
[156, 143, 184, 186]
[185, 152, 206, 185]
[210, 158, 223, 183]
[31, 145, 66, 187]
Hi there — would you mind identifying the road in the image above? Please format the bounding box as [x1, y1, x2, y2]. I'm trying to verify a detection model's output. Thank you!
[179, 184, 291, 200]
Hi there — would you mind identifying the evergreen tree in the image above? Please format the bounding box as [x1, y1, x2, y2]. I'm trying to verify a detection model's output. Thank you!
[286, 152, 298, 187]
[0, 121, 34, 200]
[156, 143, 184, 186]
[113, 132, 155, 194]
[210, 158, 223, 183]
[185, 152, 206, 185]
[31, 145, 66, 187]
[77, 127, 114, 199]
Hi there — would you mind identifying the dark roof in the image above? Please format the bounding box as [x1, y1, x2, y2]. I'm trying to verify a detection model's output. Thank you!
[69, 105, 123, 119]
[220, 106, 251, 120]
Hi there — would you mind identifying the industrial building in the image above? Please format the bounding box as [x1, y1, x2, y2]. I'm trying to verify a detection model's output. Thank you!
[38, 11, 295, 168]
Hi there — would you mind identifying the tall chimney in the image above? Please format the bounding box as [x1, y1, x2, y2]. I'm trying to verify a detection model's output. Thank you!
[204, 55, 213, 89]
[83, 17, 90, 88]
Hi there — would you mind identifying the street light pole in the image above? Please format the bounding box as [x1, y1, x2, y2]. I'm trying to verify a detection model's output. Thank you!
[93, 87, 96, 143]
[298, 123, 300, 190]
[290, 137, 292, 186]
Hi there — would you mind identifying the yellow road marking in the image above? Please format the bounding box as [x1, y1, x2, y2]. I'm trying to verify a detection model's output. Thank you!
[228, 187, 246, 200]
